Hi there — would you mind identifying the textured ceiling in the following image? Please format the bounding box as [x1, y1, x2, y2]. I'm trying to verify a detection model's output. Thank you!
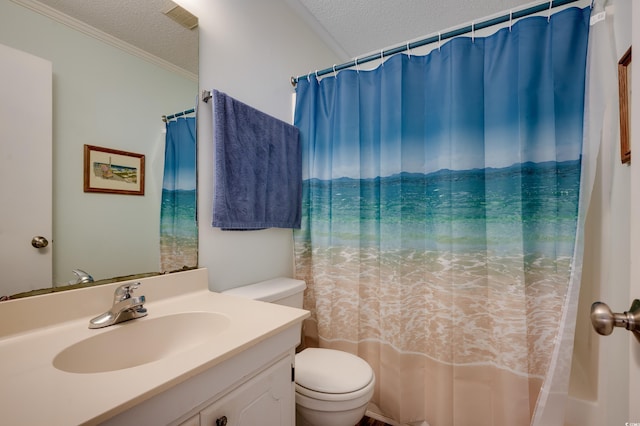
[30, 0, 553, 76]
[286, 0, 539, 60]
[35, 0, 199, 75]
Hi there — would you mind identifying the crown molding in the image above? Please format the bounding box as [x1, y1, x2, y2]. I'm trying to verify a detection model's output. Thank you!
[10, 0, 197, 82]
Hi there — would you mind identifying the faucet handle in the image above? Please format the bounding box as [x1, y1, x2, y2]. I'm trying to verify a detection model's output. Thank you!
[113, 282, 141, 302]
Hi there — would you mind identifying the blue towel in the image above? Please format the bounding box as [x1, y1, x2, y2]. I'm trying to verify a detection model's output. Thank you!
[212, 90, 301, 230]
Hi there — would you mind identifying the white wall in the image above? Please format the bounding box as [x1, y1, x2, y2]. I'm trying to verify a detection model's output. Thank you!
[0, 0, 198, 285]
[190, 0, 340, 290]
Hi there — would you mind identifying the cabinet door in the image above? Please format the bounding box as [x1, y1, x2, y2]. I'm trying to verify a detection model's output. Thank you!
[177, 413, 200, 426]
[200, 356, 294, 426]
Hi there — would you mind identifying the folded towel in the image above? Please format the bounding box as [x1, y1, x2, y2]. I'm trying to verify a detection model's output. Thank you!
[212, 90, 301, 230]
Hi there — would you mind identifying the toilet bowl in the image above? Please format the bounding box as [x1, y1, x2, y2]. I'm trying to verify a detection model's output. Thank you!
[222, 278, 375, 426]
[294, 347, 375, 426]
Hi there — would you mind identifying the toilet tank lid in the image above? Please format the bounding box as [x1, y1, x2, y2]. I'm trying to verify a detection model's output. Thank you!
[221, 277, 306, 302]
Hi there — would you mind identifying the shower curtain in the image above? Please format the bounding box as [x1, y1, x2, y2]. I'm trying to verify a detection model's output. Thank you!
[293, 7, 590, 426]
[160, 116, 197, 273]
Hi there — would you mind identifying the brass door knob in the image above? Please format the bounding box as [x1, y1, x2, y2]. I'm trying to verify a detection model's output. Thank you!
[31, 236, 48, 248]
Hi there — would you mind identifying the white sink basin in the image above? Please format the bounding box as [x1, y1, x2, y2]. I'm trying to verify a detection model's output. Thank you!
[53, 312, 231, 374]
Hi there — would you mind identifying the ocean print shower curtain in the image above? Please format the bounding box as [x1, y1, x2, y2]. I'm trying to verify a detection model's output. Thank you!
[293, 7, 590, 426]
[161, 116, 197, 273]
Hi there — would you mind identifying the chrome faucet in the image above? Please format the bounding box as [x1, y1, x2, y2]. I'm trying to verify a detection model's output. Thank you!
[70, 269, 94, 285]
[89, 282, 147, 329]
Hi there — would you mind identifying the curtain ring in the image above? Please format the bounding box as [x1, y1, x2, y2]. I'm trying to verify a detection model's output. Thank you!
[380, 49, 384, 66]
[472, 22, 475, 43]
[307, 71, 312, 83]
[333, 64, 337, 77]
[438, 31, 442, 51]
[548, 0, 553, 22]
[315, 70, 319, 81]
[406, 42, 411, 58]
[355, 57, 360, 73]
[509, 11, 513, 31]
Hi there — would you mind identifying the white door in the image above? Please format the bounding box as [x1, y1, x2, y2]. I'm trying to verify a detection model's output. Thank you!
[0, 43, 52, 296]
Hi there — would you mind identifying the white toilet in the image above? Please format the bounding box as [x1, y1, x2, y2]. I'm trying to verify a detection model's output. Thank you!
[222, 278, 375, 426]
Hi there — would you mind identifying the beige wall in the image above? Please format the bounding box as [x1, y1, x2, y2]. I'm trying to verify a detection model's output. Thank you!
[191, 0, 340, 291]
[629, 1, 640, 422]
[566, 1, 633, 425]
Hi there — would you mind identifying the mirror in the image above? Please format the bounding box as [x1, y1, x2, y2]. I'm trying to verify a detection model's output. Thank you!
[0, 0, 198, 297]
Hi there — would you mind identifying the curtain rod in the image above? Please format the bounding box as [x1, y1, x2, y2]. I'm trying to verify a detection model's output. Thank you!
[291, 0, 582, 86]
[162, 108, 195, 123]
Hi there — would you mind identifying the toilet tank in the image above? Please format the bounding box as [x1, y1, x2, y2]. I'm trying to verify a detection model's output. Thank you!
[221, 277, 306, 308]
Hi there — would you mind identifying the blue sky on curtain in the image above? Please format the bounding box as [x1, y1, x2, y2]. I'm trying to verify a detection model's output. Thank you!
[161, 116, 197, 273]
[293, 6, 590, 425]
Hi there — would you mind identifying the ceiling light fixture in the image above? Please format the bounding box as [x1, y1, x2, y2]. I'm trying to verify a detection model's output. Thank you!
[163, 1, 198, 30]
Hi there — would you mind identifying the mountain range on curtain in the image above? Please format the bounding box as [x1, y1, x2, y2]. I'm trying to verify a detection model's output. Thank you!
[161, 116, 197, 273]
[294, 7, 590, 426]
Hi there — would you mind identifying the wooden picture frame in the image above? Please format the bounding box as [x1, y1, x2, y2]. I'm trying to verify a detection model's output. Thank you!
[618, 46, 632, 164]
[83, 145, 145, 195]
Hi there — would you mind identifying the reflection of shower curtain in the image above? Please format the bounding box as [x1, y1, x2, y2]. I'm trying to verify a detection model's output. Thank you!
[293, 7, 590, 426]
[161, 116, 197, 273]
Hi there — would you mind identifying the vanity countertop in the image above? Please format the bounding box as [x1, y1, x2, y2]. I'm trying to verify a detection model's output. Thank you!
[0, 268, 309, 425]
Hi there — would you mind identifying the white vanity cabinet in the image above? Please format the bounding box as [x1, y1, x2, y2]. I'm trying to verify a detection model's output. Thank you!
[102, 323, 302, 426]
[179, 414, 200, 426]
[0, 269, 309, 426]
[194, 355, 294, 426]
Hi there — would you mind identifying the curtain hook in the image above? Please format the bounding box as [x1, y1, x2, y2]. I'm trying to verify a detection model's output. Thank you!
[355, 57, 360, 73]
[406, 42, 411, 59]
[333, 64, 338, 78]
[380, 49, 384, 66]
[548, 0, 553, 22]
[315, 70, 319, 81]
[472, 22, 475, 43]
[307, 71, 312, 83]
[438, 31, 441, 51]
[509, 11, 513, 31]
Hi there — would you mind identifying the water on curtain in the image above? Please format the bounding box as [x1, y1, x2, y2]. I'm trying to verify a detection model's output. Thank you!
[161, 116, 197, 273]
[293, 7, 590, 426]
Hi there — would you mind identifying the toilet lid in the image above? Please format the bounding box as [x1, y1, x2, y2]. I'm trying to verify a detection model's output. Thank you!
[295, 348, 374, 394]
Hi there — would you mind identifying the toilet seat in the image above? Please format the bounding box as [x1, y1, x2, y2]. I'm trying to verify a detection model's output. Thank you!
[295, 348, 374, 402]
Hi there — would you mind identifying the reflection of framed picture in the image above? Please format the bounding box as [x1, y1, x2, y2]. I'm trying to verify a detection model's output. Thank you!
[619, 46, 632, 164]
[83, 145, 145, 195]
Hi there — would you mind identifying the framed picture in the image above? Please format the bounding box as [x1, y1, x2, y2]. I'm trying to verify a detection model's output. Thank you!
[618, 46, 632, 164]
[83, 145, 145, 195]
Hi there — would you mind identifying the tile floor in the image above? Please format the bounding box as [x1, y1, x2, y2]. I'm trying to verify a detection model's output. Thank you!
[357, 416, 393, 426]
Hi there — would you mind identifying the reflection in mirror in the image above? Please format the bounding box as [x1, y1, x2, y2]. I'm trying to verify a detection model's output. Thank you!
[0, 0, 198, 298]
